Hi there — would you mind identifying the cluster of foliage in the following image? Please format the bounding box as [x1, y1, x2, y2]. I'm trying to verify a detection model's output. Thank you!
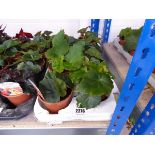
[40, 27, 114, 109]
[119, 27, 143, 54]
[0, 26, 114, 109]
[0, 28, 53, 83]
[0, 28, 54, 96]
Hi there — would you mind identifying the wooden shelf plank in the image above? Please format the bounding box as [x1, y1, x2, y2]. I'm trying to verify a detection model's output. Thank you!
[103, 43, 154, 112]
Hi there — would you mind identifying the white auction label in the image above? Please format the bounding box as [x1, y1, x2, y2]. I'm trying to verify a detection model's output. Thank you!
[75, 108, 86, 114]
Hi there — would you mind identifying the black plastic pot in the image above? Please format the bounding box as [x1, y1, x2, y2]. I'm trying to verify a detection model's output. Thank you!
[0, 80, 37, 120]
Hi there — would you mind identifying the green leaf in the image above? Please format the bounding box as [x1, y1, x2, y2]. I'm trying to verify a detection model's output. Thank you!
[63, 61, 81, 71]
[0, 59, 4, 66]
[3, 39, 19, 49]
[68, 36, 77, 45]
[69, 68, 87, 83]
[86, 47, 103, 60]
[119, 27, 133, 38]
[90, 57, 100, 64]
[21, 42, 36, 49]
[55, 72, 74, 88]
[52, 30, 67, 47]
[76, 93, 101, 109]
[0, 45, 5, 53]
[39, 40, 51, 49]
[45, 71, 68, 96]
[39, 77, 67, 103]
[88, 59, 110, 74]
[55, 78, 67, 97]
[33, 36, 43, 42]
[77, 69, 113, 96]
[17, 62, 25, 70]
[5, 47, 18, 56]
[17, 61, 41, 73]
[39, 79, 60, 102]
[46, 48, 55, 58]
[22, 50, 41, 61]
[77, 40, 86, 46]
[85, 31, 100, 43]
[123, 35, 139, 52]
[119, 27, 142, 52]
[97, 62, 109, 73]
[134, 26, 143, 36]
[65, 41, 84, 65]
[50, 30, 69, 57]
[45, 71, 56, 79]
[29, 64, 41, 73]
[50, 56, 64, 73]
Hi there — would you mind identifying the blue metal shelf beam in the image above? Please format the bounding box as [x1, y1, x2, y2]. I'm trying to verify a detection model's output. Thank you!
[90, 19, 112, 43]
[106, 19, 155, 135]
[102, 19, 112, 43]
[90, 19, 100, 35]
[130, 94, 155, 135]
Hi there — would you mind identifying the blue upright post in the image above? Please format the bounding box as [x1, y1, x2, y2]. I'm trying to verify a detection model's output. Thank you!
[130, 94, 155, 135]
[106, 19, 155, 135]
[102, 19, 112, 43]
[90, 19, 100, 35]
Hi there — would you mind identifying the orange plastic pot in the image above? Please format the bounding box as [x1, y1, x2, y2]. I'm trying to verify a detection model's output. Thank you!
[38, 91, 73, 114]
[2, 93, 32, 106]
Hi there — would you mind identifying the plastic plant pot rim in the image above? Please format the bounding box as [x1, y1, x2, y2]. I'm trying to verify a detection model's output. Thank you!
[38, 90, 73, 113]
[38, 90, 73, 105]
[1, 93, 32, 106]
[1, 93, 31, 98]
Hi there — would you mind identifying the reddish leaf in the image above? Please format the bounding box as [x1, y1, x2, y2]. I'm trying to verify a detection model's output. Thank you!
[25, 32, 33, 38]
[15, 28, 33, 38]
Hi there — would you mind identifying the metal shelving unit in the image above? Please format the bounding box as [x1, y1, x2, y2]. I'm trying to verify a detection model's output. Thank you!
[96, 19, 155, 135]
[1, 19, 155, 135]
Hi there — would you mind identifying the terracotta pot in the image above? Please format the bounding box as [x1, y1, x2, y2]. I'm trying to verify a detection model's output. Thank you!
[2, 93, 32, 106]
[38, 90, 73, 114]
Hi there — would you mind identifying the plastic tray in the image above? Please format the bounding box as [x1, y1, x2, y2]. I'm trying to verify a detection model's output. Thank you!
[34, 81, 118, 124]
